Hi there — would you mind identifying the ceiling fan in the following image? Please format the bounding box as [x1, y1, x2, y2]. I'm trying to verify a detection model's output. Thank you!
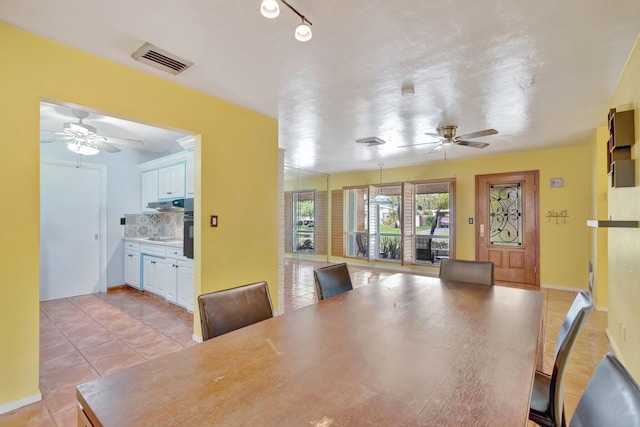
[41, 110, 144, 155]
[399, 125, 498, 153]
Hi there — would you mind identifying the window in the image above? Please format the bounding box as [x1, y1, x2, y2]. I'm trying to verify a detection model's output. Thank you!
[372, 185, 402, 262]
[413, 180, 454, 265]
[292, 191, 315, 253]
[344, 187, 368, 257]
[340, 179, 455, 267]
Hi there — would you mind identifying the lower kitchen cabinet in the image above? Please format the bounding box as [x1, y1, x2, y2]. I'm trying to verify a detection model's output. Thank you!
[165, 258, 180, 304]
[142, 255, 166, 297]
[177, 259, 194, 312]
[124, 240, 193, 312]
[124, 249, 141, 289]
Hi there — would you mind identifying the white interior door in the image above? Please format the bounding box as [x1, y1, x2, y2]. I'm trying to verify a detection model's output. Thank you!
[40, 163, 104, 301]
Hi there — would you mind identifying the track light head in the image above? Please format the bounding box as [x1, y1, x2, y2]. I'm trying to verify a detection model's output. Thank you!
[260, 0, 280, 18]
[295, 20, 312, 42]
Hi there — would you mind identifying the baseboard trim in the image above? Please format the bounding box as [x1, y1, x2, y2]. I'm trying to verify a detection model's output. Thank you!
[540, 284, 584, 293]
[0, 392, 42, 415]
[192, 334, 203, 343]
[605, 329, 624, 364]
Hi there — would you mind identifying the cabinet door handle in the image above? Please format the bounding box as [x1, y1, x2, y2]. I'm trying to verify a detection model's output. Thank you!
[128, 254, 133, 258]
[151, 261, 156, 264]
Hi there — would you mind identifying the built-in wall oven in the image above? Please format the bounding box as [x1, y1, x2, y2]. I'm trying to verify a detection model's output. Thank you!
[183, 198, 194, 259]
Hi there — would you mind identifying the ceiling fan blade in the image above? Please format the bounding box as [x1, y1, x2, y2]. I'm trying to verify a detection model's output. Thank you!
[455, 129, 498, 140]
[429, 144, 445, 154]
[93, 140, 121, 153]
[456, 140, 489, 149]
[40, 136, 64, 143]
[398, 141, 440, 148]
[424, 132, 442, 138]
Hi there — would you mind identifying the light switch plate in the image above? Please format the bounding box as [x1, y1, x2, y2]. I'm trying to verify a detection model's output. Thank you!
[210, 215, 218, 227]
[550, 177, 563, 188]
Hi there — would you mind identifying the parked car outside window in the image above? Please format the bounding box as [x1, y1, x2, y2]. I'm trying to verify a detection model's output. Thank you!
[439, 215, 449, 228]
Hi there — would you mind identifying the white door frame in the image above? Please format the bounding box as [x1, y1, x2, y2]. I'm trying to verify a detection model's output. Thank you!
[40, 159, 108, 294]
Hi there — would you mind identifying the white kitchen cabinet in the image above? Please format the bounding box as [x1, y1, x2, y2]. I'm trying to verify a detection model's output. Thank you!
[177, 258, 194, 312]
[158, 163, 186, 200]
[124, 249, 141, 289]
[155, 258, 170, 298]
[142, 255, 165, 296]
[164, 257, 180, 304]
[185, 150, 194, 197]
[141, 169, 158, 212]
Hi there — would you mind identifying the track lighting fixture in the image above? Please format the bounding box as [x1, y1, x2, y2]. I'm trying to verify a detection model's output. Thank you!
[260, 0, 280, 18]
[260, 0, 313, 42]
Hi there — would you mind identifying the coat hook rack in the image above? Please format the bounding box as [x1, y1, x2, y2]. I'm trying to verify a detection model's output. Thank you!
[547, 209, 569, 224]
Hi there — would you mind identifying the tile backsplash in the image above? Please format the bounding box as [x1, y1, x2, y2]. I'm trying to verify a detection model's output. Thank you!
[124, 213, 183, 240]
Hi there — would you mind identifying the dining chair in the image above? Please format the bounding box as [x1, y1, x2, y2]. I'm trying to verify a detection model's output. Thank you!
[529, 290, 594, 427]
[438, 258, 495, 285]
[313, 263, 353, 301]
[569, 353, 640, 427]
[355, 233, 368, 257]
[198, 281, 273, 341]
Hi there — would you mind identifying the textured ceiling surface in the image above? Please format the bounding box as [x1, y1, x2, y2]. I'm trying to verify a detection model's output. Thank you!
[2, 0, 640, 173]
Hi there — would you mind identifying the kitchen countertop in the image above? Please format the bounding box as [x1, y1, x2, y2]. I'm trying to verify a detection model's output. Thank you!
[124, 237, 183, 248]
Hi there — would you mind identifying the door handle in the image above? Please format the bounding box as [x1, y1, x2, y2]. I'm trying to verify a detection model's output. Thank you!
[95, 234, 99, 240]
[480, 224, 485, 238]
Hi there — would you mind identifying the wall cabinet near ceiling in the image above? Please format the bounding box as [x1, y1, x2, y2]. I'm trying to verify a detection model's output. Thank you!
[158, 163, 186, 200]
[139, 149, 193, 212]
[141, 169, 159, 213]
[186, 150, 194, 197]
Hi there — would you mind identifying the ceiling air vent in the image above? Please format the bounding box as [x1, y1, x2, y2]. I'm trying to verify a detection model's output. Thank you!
[355, 136, 386, 147]
[131, 42, 193, 75]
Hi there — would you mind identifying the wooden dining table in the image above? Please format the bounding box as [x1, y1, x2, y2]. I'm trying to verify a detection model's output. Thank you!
[76, 273, 544, 427]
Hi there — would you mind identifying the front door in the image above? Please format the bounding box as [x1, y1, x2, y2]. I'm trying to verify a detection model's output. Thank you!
[475, 171, 539, 287]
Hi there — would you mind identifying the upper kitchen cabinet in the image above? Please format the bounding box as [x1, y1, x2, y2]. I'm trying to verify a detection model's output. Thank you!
[186, 150, 194, 197]
[158, 163, 186, 199]
[139, 149, 193, 212]
[141, 169, 159, 213]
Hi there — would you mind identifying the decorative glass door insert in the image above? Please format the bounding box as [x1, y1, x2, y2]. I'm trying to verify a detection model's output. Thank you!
[489, 183, 522, 246]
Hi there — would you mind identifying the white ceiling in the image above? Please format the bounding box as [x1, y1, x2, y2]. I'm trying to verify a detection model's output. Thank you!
[39, 101, 189, 154]
[3, 0, 640, 174]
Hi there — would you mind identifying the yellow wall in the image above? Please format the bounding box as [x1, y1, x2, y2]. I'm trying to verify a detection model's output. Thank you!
[590, 126, 610, 308]
[607, 34, 640, 380]
[0, 23, 279, 407]
[329, 144, 594, 288]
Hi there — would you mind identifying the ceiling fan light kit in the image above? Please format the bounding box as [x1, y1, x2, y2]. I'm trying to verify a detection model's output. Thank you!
[67, 137, 99, 156]
[260, 0, 313, 42]
[41, 109, 145, 155]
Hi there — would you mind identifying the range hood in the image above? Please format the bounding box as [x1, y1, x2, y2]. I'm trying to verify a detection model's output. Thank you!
[147, 199, 185, 212]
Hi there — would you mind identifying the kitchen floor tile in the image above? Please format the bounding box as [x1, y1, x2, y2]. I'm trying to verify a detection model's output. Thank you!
[89, 350, 147, 376]
[0, 400, 56, 427]
[39, 350, 86, 376]
[52, 406, 77, 427]
[42, 385, 77, 416]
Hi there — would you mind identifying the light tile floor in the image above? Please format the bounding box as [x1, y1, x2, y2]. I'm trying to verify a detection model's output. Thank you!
[0, 260, 609, 426]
